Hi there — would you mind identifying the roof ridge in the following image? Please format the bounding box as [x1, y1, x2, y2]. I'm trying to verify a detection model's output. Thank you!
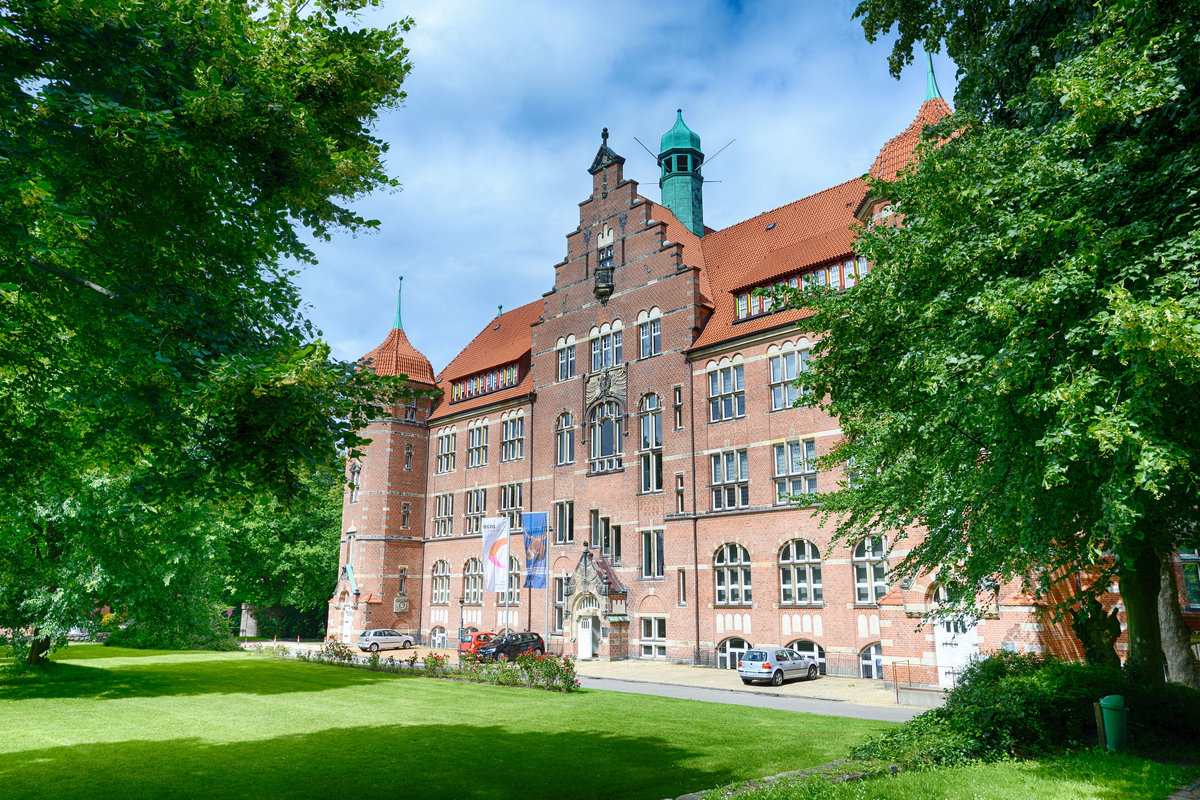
[435, 297, 544, 382]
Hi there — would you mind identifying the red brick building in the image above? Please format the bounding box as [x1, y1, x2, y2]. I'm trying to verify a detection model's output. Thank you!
[329, 83, 1200, 687]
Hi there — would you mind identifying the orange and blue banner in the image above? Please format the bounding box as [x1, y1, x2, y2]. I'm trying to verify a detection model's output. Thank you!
[482, 517, 510, 592]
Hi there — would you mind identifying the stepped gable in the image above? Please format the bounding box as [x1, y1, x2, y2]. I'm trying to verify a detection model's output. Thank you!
[645, 199, 712, 306]
[360, 327, 436, 386]
[691, 177, 867, 351]
[867, 96, 952, 182]
[429, 298, 544, 420]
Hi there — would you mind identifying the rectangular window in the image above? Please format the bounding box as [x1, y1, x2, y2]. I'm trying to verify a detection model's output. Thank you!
[555, 501, 574, 544]
[553, 578, 566, 632]
[556, 419, 574, 465]
[675, 473, 685, 514]
[467, 425, 488, 468]
[465, 488, 486, 535]
[711, 449, 750, 510]
[769, 349, 809, 411]
[500, 483, 523, 531]
[640, 617, 666, 658]
[678, 568, 687, 605]
[736, 294, 748, 319]
[1182, 551, 1200, 608]
[501, 417, 524, 462]
[642, 530, 665, 578]
[774, 440, 818, 503]
[433, 493, 453, 537]
[401, 502, 411, 530]
[557, 345, 575, 380]
[639, 319, 661, 358]
[673, 385, 683, 429]
[590, 510, 620, 562]
[708, 364, 745, 421]
[436, 432, 455, 473]
[591, 331, 623, 371]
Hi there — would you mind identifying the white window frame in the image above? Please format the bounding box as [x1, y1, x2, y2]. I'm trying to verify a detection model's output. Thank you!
[467, 422, 488, 468]
[500, 483, 523, 531]
[774, 439, 818, 503]
[463, 558, 483, 605]
[557, 337, 576, 381]
[853, 536, 889, 604]
[431, 561, 450, 605]
[779, 539, 822, 605]
[642, 529, 664, 579]
[769, 347, 809, 411]
[589, 400, 623, 473]
[435, 429, 456, 473]
[714, 543, 752, 606]
[555, 500, 574, 544]
[711, 449, 750, 511]
[640, 616, 666, 658]
[556, 413, 575, 465]
[640, 394, 663, 493]
[500, 415, 524, 462]
[708, 362, 745, 421]
[464, 488, 486, 535]
[637, 309, 662, 359]
[589, 322, 623, 371]
[433, 493, 453, 537]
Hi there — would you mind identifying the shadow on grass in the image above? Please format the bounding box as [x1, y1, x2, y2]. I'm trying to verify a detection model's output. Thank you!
[0, 722, 725, 800]
[0, 656, 400, 701]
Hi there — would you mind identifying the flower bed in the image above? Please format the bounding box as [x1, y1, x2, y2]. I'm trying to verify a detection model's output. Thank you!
[248, 641, 580, 692]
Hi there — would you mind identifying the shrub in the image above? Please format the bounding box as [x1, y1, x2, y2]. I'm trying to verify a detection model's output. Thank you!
[315, 639, 355, 663]
[424, 651, 450, 675]
[104, 605, 240, 652]
[851, 651, 1200, 767]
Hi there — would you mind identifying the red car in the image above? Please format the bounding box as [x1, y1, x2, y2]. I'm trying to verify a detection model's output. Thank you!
[458, 631, 497, 656]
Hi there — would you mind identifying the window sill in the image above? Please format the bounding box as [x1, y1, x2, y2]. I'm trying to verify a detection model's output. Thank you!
[637, 489, 664, 496]
[778, 603, 826, 609]
[707, 416, 746, 425]
[636, 576, 666, 582]
[853, 603, 881, 609]
[713, 603, 755, 609]
[555, 461, 576, 467]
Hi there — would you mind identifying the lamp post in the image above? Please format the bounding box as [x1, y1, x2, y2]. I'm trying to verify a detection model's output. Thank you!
[458, 597, 465, 644]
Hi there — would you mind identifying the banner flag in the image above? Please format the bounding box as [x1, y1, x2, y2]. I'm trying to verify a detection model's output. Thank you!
[521, 512, 548, 589]
[482, 517, 511, 592]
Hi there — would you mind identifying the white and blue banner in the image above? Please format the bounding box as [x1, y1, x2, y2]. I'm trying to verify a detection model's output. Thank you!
[521, 512, 548, 589]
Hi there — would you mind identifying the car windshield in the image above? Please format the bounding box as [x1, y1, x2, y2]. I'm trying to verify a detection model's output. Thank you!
[743, 651, 767, 662]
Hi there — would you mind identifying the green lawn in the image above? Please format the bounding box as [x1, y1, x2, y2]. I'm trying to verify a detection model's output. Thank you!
[0, 645, 889, 799]
[711, 751, 1194, 800]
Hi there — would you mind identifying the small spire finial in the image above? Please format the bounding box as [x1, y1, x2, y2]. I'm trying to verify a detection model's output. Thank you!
[925, 52, 942, 102]
[601, 127, 608, 146]
[497, 304, 503, 318]
[393, 276, 404, 330]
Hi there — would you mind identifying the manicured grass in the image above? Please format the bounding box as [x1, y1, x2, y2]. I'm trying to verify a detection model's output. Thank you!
[710, 751, 1195, 800]
[0, 645, 890, 799]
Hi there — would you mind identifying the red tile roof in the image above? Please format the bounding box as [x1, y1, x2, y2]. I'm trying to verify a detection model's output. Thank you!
[360, 327, 436, 386]
[867, 97, 952, 181]
[690, 177, 867, 351]
[428, 298, 544, 421]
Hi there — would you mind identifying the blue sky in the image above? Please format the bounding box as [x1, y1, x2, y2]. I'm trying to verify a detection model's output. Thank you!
[295, 0, 957, 372]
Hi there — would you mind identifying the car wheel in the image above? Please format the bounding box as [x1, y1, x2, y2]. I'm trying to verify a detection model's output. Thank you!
[369, 642, 379, 652]
[771, 670, 784, 687]
[402, 640, 411, 650]
[808, 664, 818, 680]
[741, 678, 753, 685]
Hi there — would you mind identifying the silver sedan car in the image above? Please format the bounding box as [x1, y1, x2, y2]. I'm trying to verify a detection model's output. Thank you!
[737, 648, 819, 686]
[357, 629, 414, 652]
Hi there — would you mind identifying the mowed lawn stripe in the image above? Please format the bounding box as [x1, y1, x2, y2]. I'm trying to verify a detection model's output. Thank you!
[0, 646, 890, 799]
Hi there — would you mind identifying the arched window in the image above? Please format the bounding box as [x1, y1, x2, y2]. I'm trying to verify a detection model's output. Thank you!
[779, 539, 822, 604]
[430, 626, 447, 649]
[556, 335, 576, 381]
[556, 413, 575, 465]
[640, 394, 662, 492]
[860, 643, 883, 679]
[404, 444, 413, 471]
[714, 544, 752, 606]
[853, 537, 888, 604]
[496, 556, 520, 605]
[431, 560, 450, 605]
[590, 321, 623, 371]
[637, 307, 662, 359]
[589, 401, 623, 472]
[717, 637, 751, 669]
[790, 640, 826, 675]
[463, 558, 483, 605]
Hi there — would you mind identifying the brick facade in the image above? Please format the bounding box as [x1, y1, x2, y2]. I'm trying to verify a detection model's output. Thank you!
[329, 102, 1200, 687]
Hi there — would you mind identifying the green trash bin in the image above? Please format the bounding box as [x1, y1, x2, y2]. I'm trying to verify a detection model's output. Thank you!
[1099, 694, 1127, 752]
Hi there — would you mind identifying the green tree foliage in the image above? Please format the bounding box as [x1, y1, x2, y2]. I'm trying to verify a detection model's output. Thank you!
[0, 0, 414, 663]
[219, 467, 344, 637]
[798, 0, 1200, 682]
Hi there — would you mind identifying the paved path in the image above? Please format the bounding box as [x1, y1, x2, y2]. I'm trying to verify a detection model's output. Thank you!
[578, 676, 919, 722]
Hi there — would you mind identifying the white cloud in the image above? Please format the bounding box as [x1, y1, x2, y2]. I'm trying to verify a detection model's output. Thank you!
[295, 0, 958, 371]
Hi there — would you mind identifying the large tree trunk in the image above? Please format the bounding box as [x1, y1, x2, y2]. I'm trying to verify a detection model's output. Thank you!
[1118, 546, 1165, 684]
[27, 631, 52, 666]
[1159, 556, 1199, 688]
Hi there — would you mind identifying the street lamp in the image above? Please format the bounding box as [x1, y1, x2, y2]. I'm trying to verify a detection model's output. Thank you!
[458, 597, 465, 644]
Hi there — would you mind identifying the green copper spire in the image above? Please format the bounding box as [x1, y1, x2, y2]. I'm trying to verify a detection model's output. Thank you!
[658, 109, 705, 238]
[393, 276, 404, 330]
[925, 52, 942, 102]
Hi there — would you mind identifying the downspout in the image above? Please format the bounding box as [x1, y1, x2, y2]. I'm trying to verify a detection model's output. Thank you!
[689, 356, 701, 666]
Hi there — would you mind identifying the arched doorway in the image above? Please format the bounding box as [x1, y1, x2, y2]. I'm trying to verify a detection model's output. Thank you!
[717, 637, 751, 669]
[789, 640, 826, 675]
[860, 643, 883, 679]
[574, 593, 601, 659]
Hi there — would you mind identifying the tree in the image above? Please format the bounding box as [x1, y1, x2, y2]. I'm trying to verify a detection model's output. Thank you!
[796, 0, 1200, 683]
[218, 466, 345, 638]
[0, 0, 414, 664]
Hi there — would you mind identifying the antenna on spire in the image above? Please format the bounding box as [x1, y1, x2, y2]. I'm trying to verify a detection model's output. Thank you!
[703, 139, 736, 166]
[925, 51, 943, 102]
[633, 136, 659, 164]
[394, 276, 404, 330]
